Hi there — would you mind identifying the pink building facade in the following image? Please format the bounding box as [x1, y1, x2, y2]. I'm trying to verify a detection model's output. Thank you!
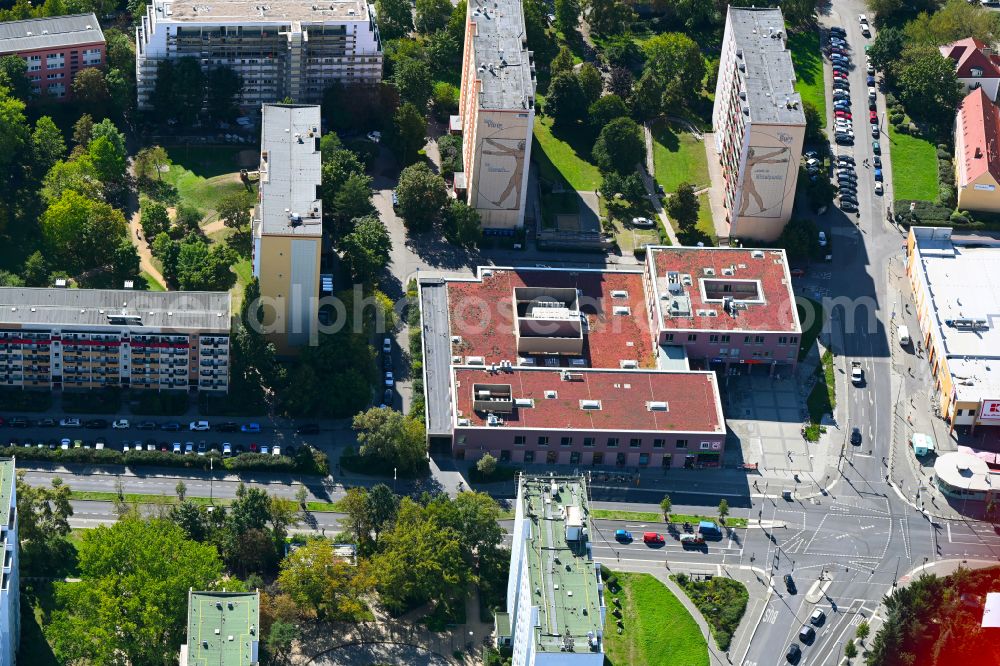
[0, 14, 105, 101]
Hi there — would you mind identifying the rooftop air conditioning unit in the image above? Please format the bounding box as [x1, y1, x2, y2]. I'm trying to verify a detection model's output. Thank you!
[647, 401, 668, 411]
[611, 290, 628, 299]
[620, 359, 638, 369]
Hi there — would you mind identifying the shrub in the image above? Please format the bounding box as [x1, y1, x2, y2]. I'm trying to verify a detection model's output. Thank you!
[949, 210, 970, 225]
[890, 113, 904, 125]
[884, 92, 897, 107]
[895, 123, 909, 134]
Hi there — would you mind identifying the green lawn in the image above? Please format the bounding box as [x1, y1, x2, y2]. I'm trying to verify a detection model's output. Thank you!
[159, 145, 253, 219]
[141, 271, 165, 292]
[788, 31, 826, 127]
[696, 193, 716, 245]
[604, 571, 708, 666]
[532, 115, 601, 191]
[672, 575, 749, 651]
[650, 119, 710, 193]
[887, 125, 939, 201]
[807, 349, 836, 425]
[68, 489, 340, 512]
[231, 258, 252, 312]
[668, 513, 749, 529]
[592, 509, 662, 522]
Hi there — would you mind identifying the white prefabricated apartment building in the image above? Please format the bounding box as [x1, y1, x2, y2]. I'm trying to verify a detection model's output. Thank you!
[135, 0, 383, 109]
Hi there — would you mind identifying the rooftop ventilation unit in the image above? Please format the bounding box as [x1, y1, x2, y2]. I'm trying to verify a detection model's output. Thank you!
[611, 290, 628, 298]
[579, 400, 602, 410]
[514, 398, 534, 408]
[647, 401, 668, 411]
[466, 356, 485, 365]
[613, 306, 631, 315]
[703, 268, 716, 276]
[544, 390, 558, 399]
[620, 359, 638, 369]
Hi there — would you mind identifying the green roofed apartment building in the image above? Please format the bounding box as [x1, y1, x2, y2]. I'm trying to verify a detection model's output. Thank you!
[496, 475, 605, 666]
[180, 590, 260, 666]
[0, 459, 18, 666]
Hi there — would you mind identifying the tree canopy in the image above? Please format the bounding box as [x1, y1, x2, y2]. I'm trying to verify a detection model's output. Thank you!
[396, 162, 448, 231]
[353, 407, 428, 475]
[592, 117, 645, 174]
[340, 215, 392, 282]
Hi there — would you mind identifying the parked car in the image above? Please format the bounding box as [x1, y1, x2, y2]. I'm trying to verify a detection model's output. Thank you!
[382, 388, 393, 406]
[112, 419, 129, 430]
[160, 422, 181, 431]
[873, 155, 882, 168]
[680, 533, 705, 548]
[223, 443, 232, 457]
[272, 445, 281, 456]
[7, 417, 28, 428]
[818, 231, 828, 247]
[184, 442, 194, 455]
[197, 441, 206, 456]
[260, 445, 270, 455]
[60, 418, 81, 428]
[60, 438, 70, 450]
[838, 155, 856, 165]
[385, 372, 394, 387]
[172, 442, 182, 454]
[38, 418, 56, 428]
[790, 268, 806, 278]
[250, 443, 259, 452]
[95, 437, 106, 450]
[241, 423, 261, 433]
[215, 421, 239, 432]
[615, 529, 633, 543]
[189, 420, 210, 431]
[841, 201, 858, 213]
[875, 181, 884, 196]
[872, 140, 881, 155]
[631, 216, 655, 227]
[84, 419, 108, 429]
[391, 190, 399, 209]
[136, 421, 157, 430]
[296, 424, 320, 435]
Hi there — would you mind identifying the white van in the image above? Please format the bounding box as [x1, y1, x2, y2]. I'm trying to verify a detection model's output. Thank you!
[898, 325, 911, 347]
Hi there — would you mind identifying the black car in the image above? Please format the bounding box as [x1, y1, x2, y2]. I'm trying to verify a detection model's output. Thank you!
[136, 421, 158, 430]
[873, 155, 882, 168]
[838, 155, 856, 165]
[84, 419, 108, 429]
[841, 201, 858, 212]
[215, 421, 239, 432]
[869, 99, 877, 111]
[784, 574, 797, 594]
[835, 137, 854, 146]
[383, 388, 393, 405]
[799, 625, 815, 644]
[235, 443, 246, 453]
[786, 644, 802, 663]
[841, 195, 859, 205]
[160, 422, 181, 431]
[851, 427, 863, 445]
[8, 417, 28, 428]
[295, 424, 320, 435]
[38, 418, 56, 428]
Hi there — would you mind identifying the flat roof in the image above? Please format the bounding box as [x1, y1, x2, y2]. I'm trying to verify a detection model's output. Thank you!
[983, 592, 1000, 627]
[0, 459, 13, 528]
[257, 105, 322, 237]
[647, 246, 800, 333]
[518, 475, 603, 655]
[447, 268, 656, 368]
[454, 367, 724, 433]
[0, 288, 230, 332]
[934, 451, 995, 493]
[910, 228, 1000, 403]
[727, 7, 805, 126]
[185, 591, 259, 666]
[0, 13, 104, 53]
[153, 0, 371, 22]
[467, 0, 535, 110]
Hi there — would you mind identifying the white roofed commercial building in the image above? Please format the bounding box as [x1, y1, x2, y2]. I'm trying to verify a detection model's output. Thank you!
[907, 226, 1000, 432]
[135, 0, 382, 109]
[712, 7, 805, 242]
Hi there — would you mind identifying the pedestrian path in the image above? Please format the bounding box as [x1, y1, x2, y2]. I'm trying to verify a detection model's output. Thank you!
[128, 209, 166, 289]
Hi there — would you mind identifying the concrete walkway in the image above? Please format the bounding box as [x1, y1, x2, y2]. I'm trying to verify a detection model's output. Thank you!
[702, 132, 733, 241]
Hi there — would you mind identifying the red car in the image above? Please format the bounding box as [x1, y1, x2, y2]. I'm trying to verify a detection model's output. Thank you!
[790, 268, 806, 278]
[249, 442, 258, 452]
[833, 71, 847, 79]
[642, 532, 665, 545]
[869, 110, 878, 122]
[835, 111, 852, 120]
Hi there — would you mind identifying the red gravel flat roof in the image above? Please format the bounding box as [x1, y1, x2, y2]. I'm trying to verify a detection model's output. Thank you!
[447, 268, 656, 369]
[453, 367, 723, 432]
[648, 246, 799, 333]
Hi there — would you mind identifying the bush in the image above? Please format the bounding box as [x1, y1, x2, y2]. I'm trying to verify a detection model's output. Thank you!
[895, 123, 909, 134]
[884, 92, 897, 107]
[891, 113, 905, 125]
[936, 148, 950, 160]
[340, 446, 430, 478]
[672, 576, 749, 651]
[0, 390, 52, 412]
[949, 210, 970, 225]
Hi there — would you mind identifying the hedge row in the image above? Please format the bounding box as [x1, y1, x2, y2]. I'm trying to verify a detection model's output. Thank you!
[896, 200, 1000, 230]
[2, 444, 329, 475]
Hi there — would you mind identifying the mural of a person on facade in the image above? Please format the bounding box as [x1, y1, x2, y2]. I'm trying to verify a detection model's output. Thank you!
[480, 138, 526, 209]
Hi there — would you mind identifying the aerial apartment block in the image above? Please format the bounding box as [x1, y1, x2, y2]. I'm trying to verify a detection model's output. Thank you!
[0, 288, 231, 392]
[712, 7, 805, 242]
[906, 227, 1000, 433]
[0, 459, 17, 666]
[135, 0, 382, 109]
[455, 0, 536, 232]
[251, 104, 322, 352]
[0, 14, 105, 100]
[495, 475, 604, 666]
[179, 590, 260, 666]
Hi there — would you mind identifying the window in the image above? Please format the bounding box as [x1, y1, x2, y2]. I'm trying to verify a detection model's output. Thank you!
[639, 453, 649, 466]
[700, 441, 711, 450]
[778, 336, 788, 345]
[616, 452, 626, 465]
[687, 334, 698, 342]
[583, 437, 595, 447]
[629, 438, 641, 448]
[755, 335, 765, 344]
[514, 435, 525, 446]
[592, 452, 604, 465]
[546, 451, 557, 463]
[973, 67, 984, 77]
[560, 436, 573, 446]
[607, 437, 619, 448]
[524, 450, 535, 463]
[676, 439, 688, 449]
[537, 436, 549, 446]
[661, 454, 672, 467]
[744, 335, 752, 344]
[790, 336, 798, 344]
[570, 451, 581, 464]
[721, 335, 730, 343]
[664, 333, 674, 342]
[709, 334, 719, 343]
[653, 438, 665, 448]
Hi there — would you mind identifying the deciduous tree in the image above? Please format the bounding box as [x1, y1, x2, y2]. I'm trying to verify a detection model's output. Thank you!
[442, 200, 482, 247]
[41, 190, 128, 272]
[375, 0, 413, 40]
[555, 0, 580, 35]
[666, 182, 699, 232]
[141, 201, 170, 239]
[584, 0, 634, 36]
[578, 62, 603, 105]
[134, 145, 171, 183]
[390, 102, 428, 164]
[897, 46, 963, 124]
[588, 94, 628, 129]
[340, 214, 392, 282]
[278, 539, 375, 620]
[71, 67, 110, 116]
[217, 191, 255, 229]
[592, 117, 644, 174]
[353, 407, 429, 475]
[30, 115, 65, 179]
[0, 55, 30, 101]
[396, 162, 448, 231]
[48, 517, 223, 666]
[206, 66, 242, 121]
[415, 0, 452, 34]
[544, 72, 587, 126]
